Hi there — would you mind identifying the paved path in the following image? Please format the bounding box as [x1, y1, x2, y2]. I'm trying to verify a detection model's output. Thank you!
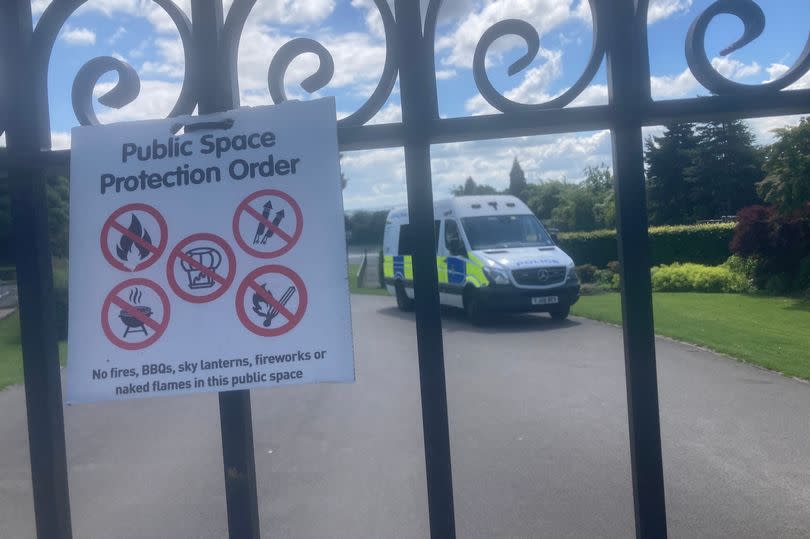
[1, 295, 809, 537]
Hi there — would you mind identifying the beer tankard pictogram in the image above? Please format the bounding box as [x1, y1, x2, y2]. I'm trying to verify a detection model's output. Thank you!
[180, 246, 222, 289]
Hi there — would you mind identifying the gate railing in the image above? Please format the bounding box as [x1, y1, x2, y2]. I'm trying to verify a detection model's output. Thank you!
[1, 1, 809, 538]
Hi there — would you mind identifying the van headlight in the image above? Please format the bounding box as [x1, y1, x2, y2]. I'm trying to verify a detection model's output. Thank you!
[566, 261, 576, 280]
[483, 265, 510, 285]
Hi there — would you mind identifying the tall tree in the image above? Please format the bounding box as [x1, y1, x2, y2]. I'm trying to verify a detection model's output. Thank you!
[645, 123, 699, 225]
[686, 120, 764, 220]
[451, 176, 498, 196]
[508, 157, 528, 199]
[758, 117, 810, 213]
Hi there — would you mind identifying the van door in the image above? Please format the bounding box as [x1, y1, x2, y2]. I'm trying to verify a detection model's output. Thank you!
[439, 219, 466, 308]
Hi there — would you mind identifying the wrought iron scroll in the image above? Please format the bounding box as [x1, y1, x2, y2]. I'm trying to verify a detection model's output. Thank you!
[226, 0, 398, 127]
[465, 0, 604, 112]
[32, 0, 197, 135]
[686, 0, 810, 95]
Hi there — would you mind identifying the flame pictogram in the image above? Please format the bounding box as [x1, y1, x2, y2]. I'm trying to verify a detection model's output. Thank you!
[116, 214, 153, 262]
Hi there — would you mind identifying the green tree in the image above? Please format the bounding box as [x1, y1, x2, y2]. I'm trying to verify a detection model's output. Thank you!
[0, 174, 69, 263]
[645, 123, 698, 225]
[451, 176, 498, 196]
[686, 120, 764, 220]
[758, 117, 810, 213]
[508, 157, 528, 199]
[583, 164, 615, 229]
[525, 180, 570, 222]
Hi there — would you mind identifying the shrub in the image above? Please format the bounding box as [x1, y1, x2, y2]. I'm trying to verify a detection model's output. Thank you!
[607, 260, 621, 274]
[731, 205, 810, 290]
[594, 268, 620, 291]
[651, 262, 750, 293]
[575, 264, 597, 283]
[557, 222, 735, 268]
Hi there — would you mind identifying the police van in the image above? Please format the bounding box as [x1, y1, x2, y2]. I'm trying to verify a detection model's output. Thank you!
[383, 195, 580, 323]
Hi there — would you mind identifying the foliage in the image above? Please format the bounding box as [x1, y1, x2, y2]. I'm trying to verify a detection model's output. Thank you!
[508, 157, 528, 199]
[524, 164, 614, 232]
[685, 120, 765, 220]
[645, 121, 765, 224]
[757, 117, 810, 213]
[645, 123, 699, 225]
[557, 222, 735, 268]
[795, 255, 810, 292]
[651, 262, 750, 293]
[345, 209, 389, 245]
[572, 293, 810, 380]
[451, 176, 498, 196]
[0, 175, 70, 263]
[593, 268, 620, 291]
[730, 204, 810, 290]
[575, 264, 597, 283]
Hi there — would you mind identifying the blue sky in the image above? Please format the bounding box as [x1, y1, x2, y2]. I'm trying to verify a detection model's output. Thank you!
[7, 0, 810, 209]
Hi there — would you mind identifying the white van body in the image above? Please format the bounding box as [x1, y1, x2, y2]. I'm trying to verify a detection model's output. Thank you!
[382, 195, 580, 321]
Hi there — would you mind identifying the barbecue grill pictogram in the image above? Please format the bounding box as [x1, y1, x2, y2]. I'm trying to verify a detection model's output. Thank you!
[119, 287, 152, 337]
[102, 278, 170, 350]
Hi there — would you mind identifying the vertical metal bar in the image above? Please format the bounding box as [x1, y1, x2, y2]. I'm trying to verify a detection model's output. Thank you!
[605, 2, 668, 537]
[190, 1, 260, 538]
[394, 2, 457, 537]
[2, 1, 73, 538]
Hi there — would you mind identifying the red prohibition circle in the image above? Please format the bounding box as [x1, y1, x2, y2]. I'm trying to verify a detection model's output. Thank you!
[166, 233, 237, 304]
[235, 265, 308, 337]
[100, 203, 168, 272]
[232, 189, 303, 258]
[101, 278, 171, 351]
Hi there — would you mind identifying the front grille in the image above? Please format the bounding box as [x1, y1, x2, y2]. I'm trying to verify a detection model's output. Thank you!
[512, 266, 566, 286]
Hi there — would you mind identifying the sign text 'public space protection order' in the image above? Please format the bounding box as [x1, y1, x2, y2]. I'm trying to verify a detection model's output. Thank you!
[67, 98, 354, 403]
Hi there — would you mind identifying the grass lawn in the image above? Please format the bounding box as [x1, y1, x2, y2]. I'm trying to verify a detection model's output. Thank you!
[572, 292, 810, 380]
[0, 312, 67, 391]
[348, 263, 388, 296]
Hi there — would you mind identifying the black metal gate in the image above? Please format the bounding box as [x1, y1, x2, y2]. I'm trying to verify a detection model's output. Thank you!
[1, 1, 808, 538]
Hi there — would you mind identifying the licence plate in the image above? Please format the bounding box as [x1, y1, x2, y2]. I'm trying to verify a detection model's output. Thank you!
[532, 296, 559, 305]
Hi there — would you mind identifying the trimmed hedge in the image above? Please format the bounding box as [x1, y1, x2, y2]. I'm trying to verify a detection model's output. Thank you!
[557, 223, 735, 268]
[651, 262, 750, 293]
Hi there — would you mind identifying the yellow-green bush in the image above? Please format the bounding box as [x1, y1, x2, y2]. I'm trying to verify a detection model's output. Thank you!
[651, 262, 750, 293]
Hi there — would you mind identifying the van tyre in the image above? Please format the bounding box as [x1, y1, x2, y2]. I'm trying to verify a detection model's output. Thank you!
[549, 304, 570, 321]
[395, 282, 414, 311]
[464, 289, 488, 325]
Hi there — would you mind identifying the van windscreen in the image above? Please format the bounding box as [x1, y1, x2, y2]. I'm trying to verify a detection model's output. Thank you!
[461, 215, 554, 250]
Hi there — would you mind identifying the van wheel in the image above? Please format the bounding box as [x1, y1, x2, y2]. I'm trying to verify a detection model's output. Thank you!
[549, 304, 570, 320]
[464, 288, 488, 325]
[395, 282, 414, 311]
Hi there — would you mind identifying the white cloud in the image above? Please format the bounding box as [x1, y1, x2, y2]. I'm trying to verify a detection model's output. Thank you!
[436, 0, 585, 70]
[51, 131, 71, 150]
[436, 69, 458, 80]
[648, 0, 693, 24]
[367, 103, 402, 124]
[61, 26, 96, 46]
[108, 26, 127, 45]
[710, 57, 761, 80]
[92, 79, 184, 124]
[464, 47, 563, 115]
[650, 68, 700, 99]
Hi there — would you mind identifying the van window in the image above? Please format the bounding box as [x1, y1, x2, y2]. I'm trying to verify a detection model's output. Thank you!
[444, 220, 465, 256]
[460, 215, 554, 250]
[398, 222, 441, 255]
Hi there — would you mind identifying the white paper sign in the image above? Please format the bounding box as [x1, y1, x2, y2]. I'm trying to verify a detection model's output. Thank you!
[67, 98, 354, 403]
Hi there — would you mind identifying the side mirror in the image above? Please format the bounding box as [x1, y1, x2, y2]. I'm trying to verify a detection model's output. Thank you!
[548, 227, 559, 243]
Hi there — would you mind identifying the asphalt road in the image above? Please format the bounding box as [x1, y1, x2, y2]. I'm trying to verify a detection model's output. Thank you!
[2, 295, 809, 538]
